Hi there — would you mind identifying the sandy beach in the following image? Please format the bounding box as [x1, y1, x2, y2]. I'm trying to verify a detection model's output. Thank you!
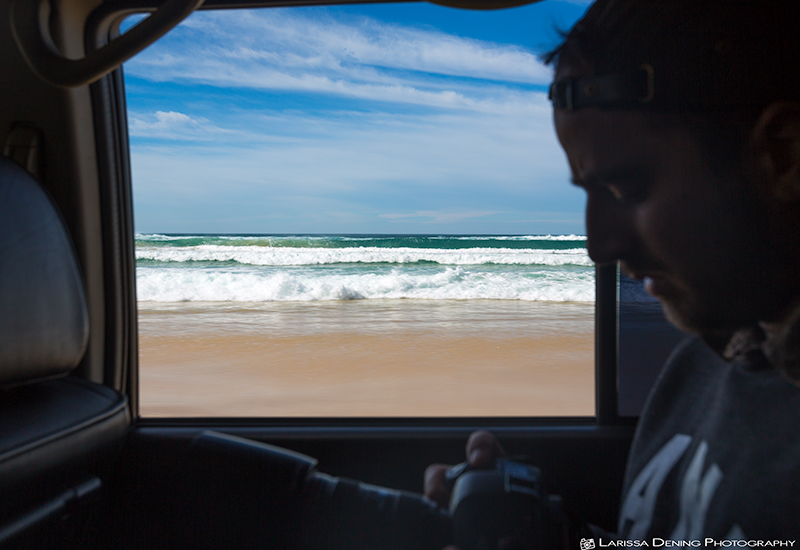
[138, 300, 595, 417]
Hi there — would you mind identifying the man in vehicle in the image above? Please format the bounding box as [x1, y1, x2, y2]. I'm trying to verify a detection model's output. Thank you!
[426, 0, 800, 542]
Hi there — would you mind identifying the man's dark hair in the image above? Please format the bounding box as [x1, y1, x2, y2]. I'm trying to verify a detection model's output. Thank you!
[546, 0, 800, 113]
[545, 0, 800, 175]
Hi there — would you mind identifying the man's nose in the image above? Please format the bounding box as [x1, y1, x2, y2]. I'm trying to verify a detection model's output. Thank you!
[585, 193, 636, 265]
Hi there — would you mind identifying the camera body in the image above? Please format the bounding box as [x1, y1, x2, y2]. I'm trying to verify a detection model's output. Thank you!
[448, 459, 567, 550]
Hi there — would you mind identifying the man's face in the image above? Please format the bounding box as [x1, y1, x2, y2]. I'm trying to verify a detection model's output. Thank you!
[554, 101, 774, 334]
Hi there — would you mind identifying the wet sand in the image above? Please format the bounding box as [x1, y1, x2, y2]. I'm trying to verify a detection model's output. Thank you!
[138, 300, 595, 417]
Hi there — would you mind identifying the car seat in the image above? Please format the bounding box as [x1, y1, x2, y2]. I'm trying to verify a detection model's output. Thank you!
[0, 156, 129, 549]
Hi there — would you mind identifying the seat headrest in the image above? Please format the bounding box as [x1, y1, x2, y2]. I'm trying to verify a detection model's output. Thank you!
[0, 157, 89, 386]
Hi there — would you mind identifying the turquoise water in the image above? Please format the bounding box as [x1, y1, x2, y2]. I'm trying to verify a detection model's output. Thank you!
[135, 234, 594, 303]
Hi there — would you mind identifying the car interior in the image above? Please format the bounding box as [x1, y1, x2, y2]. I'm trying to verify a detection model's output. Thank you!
[0, 0, 687, 548]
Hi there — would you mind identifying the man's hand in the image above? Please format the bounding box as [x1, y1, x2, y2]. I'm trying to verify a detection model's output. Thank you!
[425, 431, 507, 550]
[423, 430, 507, 507]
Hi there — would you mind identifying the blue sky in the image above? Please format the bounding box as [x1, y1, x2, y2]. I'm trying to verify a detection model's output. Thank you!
[124, 0, 592, 235]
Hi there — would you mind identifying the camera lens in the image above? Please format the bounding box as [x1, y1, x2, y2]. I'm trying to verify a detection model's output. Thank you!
[300, 472, 452, 550]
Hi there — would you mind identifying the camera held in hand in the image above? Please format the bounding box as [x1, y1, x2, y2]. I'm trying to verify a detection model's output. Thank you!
[189, 431, 567, 550]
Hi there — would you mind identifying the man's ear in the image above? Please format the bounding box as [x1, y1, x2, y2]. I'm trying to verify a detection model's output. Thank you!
[750, 101, 800, 202]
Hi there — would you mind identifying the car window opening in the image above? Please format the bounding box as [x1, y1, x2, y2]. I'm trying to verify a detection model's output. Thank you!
[125, 2, 600, 418]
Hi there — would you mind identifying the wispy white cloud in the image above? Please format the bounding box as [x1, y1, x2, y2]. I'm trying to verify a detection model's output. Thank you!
[125, 9, 550, 112]
[128, 110, 234, 140]
[130, 98, 570, 206]
[125, 7, 584, 234]
[180, 10, 550, 82]
[128, 87, 553, 144]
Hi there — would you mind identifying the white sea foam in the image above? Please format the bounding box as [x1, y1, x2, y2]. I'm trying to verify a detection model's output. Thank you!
[136, 245, 592, 267]
[135, 233, 203, 241]
[442, 234, 586, 241]
[136, 266, 595, 302]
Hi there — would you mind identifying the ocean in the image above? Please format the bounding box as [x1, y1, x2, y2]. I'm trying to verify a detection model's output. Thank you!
[135, 234, 594, 303]
[135, 234, 597, 417]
